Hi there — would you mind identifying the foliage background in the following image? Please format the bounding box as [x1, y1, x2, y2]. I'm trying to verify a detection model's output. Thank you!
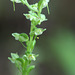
[0, 0, 75, 75]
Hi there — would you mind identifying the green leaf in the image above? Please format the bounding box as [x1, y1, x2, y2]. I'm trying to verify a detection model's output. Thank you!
[38, 0, 43, 9]
[19, 33, 29, 42]
[38, 0, 43, 14]
[31, 19, 40, 26]
[15, 60, 22, 72]
[16, 58, 25, 67]
[27, 65, 35, 75]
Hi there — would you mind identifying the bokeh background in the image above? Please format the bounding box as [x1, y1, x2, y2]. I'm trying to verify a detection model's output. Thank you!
[0, 0, 75, 75]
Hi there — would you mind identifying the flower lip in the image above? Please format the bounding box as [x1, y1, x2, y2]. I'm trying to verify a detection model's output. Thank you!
[11, 0, 21, 3]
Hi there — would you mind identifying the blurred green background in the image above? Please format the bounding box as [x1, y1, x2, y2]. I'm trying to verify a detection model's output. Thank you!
[0, 0, 75, 75]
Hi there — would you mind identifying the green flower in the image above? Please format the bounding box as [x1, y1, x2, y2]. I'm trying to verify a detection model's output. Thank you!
[28, 54, 36, 61]
[12, 33, 29, 42]
[11, 0, 21, 3]
[24, 12, 38, 21]
[23, 54, 36, 61]
[12, 33, 20, 40]
[42, 0, 49, 8]
[8, 53, 19, 63]
[24, 12, 47, 25]
[30, 3, 38, 12]
[34, 28, 46, 35]
[38, 14, 47, 24]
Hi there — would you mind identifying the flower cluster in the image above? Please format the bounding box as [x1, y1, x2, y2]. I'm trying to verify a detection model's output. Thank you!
[24, 11, 47, 25]
[8, 0, 50, 75]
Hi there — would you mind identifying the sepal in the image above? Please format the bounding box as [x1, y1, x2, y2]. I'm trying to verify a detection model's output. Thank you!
[27, 65, 35, 75]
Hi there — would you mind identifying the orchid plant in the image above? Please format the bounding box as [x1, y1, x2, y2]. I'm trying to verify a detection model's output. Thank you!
[8, 0, 50, 75]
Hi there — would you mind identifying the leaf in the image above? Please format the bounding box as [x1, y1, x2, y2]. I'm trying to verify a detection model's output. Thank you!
[16, 58, 25, 67]
[38, 0, 43, 13]
[27, 65, 35, 75]
[15, 60, 22, 72]
[19, 33, 29, 42]
[38, 0, 43, 8]
[31, 19, 40, 26]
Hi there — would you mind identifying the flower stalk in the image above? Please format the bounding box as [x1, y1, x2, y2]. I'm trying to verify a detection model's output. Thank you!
[8, 0, 50, 75]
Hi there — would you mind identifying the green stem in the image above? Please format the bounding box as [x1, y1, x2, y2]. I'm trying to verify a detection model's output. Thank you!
[20, 41, 26, 48]
[13, 0, 15, 11]
[22, 61, 28, 75]
[27, 25, 34, 52]
[22, 25, 35, 75]
[34, 35, 37, 40]
[47, 4, 50, 14]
